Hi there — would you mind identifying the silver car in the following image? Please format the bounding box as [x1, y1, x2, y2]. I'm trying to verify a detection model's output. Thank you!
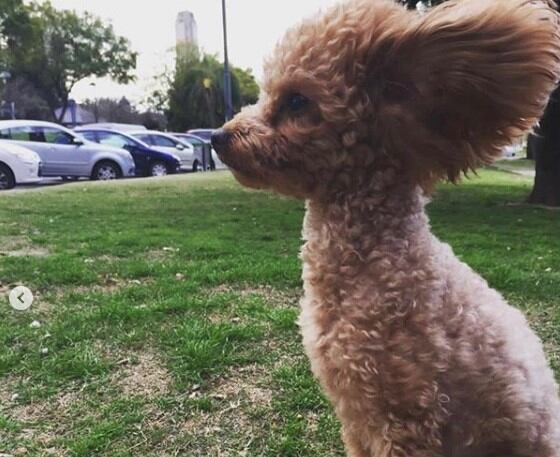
[0, 120, 136, 180]
[129, 130, 196, 172]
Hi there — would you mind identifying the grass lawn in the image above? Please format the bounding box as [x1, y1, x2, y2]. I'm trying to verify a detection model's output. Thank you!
[493, 157, 535, 176]
[0, 170, 558, 456]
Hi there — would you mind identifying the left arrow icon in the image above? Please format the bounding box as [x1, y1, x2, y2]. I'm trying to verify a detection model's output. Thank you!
[9, 286, 33, 311]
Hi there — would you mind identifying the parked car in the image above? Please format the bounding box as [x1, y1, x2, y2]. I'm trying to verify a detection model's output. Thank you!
[171, 133, 215, 171]
[0, 120, 135, 180]
[0, 142, 42, 190]
[79, 123, 147, 132]
[75, 127, 181, 177]
[128, 130, 195, 172]
[187, 129, 214, 142]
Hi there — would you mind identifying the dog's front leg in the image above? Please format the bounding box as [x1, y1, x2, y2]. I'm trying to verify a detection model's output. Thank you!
[342, 429, 442, 457]
[342, 426, 371, 457]
[383, 437, 443, 457]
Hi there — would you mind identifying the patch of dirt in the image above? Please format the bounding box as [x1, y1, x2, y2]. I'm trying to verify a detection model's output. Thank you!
[9, 393, 78, 429]
[210, 284, 301, 309]
[82, 254, 121, 264]
[111, 351, 172, 399]
[1, 377, 81, 457]
[2, 383, 80, 424]
[49, 277, 155, 300]
[0, 236, 50, 257]
[208, 365, 273, 408]
[0, 375, 20, 407]
[2, 348, 171, 455]
[145, 366, 274, 456]
[143, 248, 180, 262]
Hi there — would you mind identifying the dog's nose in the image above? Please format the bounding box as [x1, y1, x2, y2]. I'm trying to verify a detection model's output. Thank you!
[211, 128, 232, 152]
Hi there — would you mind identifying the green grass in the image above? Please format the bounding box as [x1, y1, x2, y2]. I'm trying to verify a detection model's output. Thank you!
[494, 157, 535, 175]
[0, 170, 558, 456]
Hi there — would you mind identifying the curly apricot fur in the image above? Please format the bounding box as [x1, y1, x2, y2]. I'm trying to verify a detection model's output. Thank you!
[216, 0, 560, 455]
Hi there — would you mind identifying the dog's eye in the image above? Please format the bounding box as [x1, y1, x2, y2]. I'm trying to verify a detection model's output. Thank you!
[286, 93, 309, 113]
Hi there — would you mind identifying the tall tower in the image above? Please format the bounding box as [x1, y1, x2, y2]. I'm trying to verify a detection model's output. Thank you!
[176, 11, 198, 47]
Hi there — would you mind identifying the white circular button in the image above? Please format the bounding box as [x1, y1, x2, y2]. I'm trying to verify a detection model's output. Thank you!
[9, 286, 33, 311]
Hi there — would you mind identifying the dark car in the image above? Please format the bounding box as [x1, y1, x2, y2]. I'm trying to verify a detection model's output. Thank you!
[171, 133, 216, 171]
[75, 128, 181, 177]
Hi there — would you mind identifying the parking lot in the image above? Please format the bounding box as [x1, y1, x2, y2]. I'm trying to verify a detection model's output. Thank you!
[0, 122, 227, 192]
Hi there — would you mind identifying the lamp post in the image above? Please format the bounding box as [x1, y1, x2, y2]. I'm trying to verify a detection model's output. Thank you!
[221, 0, 233, 122]
[89, 81, 99, 122]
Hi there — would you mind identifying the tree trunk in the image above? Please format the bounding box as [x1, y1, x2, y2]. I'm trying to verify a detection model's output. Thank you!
[526, 134, 536, 160]
[528, 86, 560, 207]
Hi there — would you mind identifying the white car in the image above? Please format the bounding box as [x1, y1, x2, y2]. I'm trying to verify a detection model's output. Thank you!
[0, 120, 136, 180]
[0, 142, 42, 190]
[129, 130, 196, 172]
[79, 123, 147, 133]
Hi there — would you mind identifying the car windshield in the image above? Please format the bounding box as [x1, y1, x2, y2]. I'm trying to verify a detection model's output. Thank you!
[177, 135, 203, 146]
[151, 135, 178, 148]
[189, 130, 213, 141]
[79, 130, 145, 148]
[130, 133, 152, 145]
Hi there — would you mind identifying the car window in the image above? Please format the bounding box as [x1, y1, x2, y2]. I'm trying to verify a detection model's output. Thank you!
[0, 128, 10, 139]
[41, 127, 74, 145]
[132, 134, 153, 145]
[8, 126, 42, 142]
[79, 131, 98, 142]
[97, 132, 133, 148]
[180, 136, 202, 146]
[150, 135, 177, 148]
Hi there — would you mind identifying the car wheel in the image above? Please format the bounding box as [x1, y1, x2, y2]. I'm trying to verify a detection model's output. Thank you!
[92, 161, 122, 181]
[150, 161, 168, 177]
[0, 163, 15, 190]
[192, 160, 200, 173]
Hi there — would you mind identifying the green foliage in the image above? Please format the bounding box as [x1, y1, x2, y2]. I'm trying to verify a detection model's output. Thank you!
[164, 51, 259, 131]
[0, 1, 137, 121]
[233, 67, 260, 106]
[80, 97, 167, 130]
[1, 75, 51, 120]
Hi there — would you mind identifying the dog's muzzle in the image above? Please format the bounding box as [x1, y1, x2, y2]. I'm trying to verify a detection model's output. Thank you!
[211, 128, 232, 156]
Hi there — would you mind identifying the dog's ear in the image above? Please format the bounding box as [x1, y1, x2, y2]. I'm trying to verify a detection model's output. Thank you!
[365, 0, 560, 186]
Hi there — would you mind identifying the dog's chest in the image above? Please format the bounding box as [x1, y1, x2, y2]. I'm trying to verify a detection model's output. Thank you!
[298, 248, 445, 423]
[297, 284, 395, 430]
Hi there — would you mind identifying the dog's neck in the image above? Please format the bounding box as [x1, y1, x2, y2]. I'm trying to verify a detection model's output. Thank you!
[300, 177, 439, 307]
[303, 180, 431, 258]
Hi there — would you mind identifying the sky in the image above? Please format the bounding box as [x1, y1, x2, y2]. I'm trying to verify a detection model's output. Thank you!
[45, 0, 340, 106]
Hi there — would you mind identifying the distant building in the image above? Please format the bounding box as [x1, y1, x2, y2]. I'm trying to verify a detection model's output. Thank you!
[176, 11, 198, 47]
[54, 104, 105, 127]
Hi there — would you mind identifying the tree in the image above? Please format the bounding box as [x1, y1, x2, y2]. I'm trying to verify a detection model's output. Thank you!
[527, 0, 560, 207]
[1, 75, 51, 120]
[80, 96, 167, 130]
[0, 1, 137, 121]
[233, 67, 259, 106]
[528, 87, 560, 206]
[165, 53, 246, 131]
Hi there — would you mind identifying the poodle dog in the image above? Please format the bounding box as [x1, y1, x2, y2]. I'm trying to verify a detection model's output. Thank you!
[211, 0, 560, 455]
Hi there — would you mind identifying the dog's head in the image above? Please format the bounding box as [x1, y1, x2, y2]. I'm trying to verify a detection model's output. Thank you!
[213, 0, 560, 199]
